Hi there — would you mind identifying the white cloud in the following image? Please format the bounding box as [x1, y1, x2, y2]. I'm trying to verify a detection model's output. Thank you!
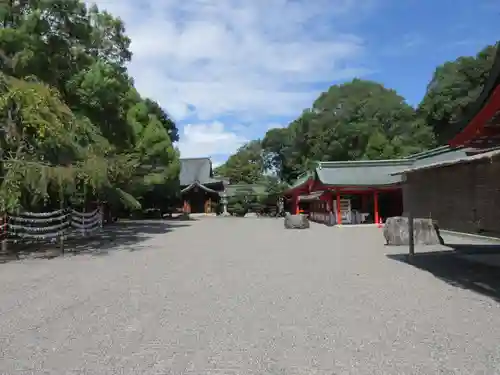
[176, 121, 248, 158]
[86, 0, 370, 118]
[85, 0, 373, 159]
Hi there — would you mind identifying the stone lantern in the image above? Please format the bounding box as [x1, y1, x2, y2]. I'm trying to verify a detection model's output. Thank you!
[220, 192, 229, 216]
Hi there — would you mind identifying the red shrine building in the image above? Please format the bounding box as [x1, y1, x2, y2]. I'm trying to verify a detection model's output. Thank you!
[283, 147, 475, 226]
[289, 43, 500, 235]
[283, 159, 410, 225]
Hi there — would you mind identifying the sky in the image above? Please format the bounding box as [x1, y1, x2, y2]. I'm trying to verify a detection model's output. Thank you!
[85, 0, 500, 167]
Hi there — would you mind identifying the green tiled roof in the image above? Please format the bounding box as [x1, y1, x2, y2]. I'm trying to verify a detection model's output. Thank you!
[393, 147, 500, 175]
[225, 184, 267, 197]
[180, 157, 224, 186]
[404, 146, 469, 168]
[286, 146, 477, 190]
[290, 172, 313, 188]
[315, 159, 413, 187]
[282, 171, 313, 194]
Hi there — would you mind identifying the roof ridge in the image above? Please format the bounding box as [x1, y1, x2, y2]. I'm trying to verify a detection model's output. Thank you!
[405, 145, 467, 160]
[318, 159, 413, 168]
[180, 157, 211, 161]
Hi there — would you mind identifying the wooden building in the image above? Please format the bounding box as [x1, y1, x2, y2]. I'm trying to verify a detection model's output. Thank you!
[395, 43, 500, 236]
[283, 159, 413, 225]
[283, 147, 475, 226]
[395, 148, 500, 235]
[180, 158, 226, 214]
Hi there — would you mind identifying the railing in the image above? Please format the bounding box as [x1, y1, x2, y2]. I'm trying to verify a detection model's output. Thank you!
[0, 208, 103, 259]
[7, 208, 102, 240]
[310, 211, 336, 226]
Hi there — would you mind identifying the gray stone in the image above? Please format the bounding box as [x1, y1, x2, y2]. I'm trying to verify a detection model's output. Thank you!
[179, 212, 191, 221]
[1, 219, 499, 374]
[244, 212, 259, 218]
[284, 213, 310, 229]
[383, 216, 443, 246]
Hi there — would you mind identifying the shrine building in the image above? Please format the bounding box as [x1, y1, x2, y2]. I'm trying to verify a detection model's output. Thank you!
[283, 146, 473, 226]
[179, 158, 226, 214]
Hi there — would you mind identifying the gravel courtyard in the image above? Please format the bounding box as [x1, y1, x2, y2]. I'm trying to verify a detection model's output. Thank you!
[1, 218, 500, 375]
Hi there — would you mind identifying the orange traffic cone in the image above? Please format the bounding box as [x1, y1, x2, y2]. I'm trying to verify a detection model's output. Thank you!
[377, 217, 383, 228]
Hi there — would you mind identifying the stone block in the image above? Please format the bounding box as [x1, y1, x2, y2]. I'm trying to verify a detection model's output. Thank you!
[284, 213, 310, 229]
[383, 216, 444, 246]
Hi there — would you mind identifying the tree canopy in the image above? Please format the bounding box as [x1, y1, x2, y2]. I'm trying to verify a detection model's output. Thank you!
[0, 0, 180, 212]
[214, 140, 263, 184]
[418, 44, 497, 143]
[217, 43, 498, 184]
[260, 79, 436, 182]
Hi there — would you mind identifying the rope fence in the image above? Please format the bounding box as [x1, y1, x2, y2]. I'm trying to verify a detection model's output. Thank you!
[7, 208, 102, 240]
[0, 208, 104, 258]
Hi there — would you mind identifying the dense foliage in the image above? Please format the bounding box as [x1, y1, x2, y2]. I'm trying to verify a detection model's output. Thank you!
[217, 43, 498, 184]
[418, 45, 498, 143]
[215, 140, 263, 185]
[0, 0, 180, 213]
[222, 176, 288, 216]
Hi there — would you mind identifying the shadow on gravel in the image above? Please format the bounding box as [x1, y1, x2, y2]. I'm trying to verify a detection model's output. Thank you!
[387, 243, 500, 303]
[4, 220, 193, 261]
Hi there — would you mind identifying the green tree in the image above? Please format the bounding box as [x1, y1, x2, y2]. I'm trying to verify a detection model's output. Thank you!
[215, 140, 263, 184]
[261, 79, 435, 182]
[0, 0, 180, 213]
[418, 44, 498, 143]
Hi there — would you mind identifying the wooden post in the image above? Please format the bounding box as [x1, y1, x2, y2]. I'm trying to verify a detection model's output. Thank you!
[99, 203, 104, 230]
[59, 176, 65, 255]
[293, 194, 299, 215]
[336, 190, 342, 225]
[81, 184, 86, 237]
[1, 214, 7, 256]
[361, 193, 368, 213]
[408, 210, 415, 257]
[374, 190, 379, 225]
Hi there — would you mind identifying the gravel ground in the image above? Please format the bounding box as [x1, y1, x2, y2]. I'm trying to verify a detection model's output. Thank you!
[1, 218, 500, 374]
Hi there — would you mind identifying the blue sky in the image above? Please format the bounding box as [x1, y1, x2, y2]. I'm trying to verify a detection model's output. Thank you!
[87, 0, 500, 166]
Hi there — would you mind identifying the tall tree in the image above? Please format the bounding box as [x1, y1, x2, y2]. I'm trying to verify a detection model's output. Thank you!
[0, 0, 180, 212]
[418, 44, 498, 143]
[262, 79, 435, 182]
[215, 140, 264, 184]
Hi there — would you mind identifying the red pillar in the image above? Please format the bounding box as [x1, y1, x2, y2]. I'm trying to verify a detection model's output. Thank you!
[293, 194, 299, 215]
[374, 190, 379, 224]
[336, 190, 342, 225]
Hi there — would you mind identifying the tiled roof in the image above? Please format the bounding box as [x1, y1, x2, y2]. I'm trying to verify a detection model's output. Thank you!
[282, 172, 313, 194]
[179, 157, 224, 186]
[286, 145, 481, 189]
[404, 146, 469, 168]
[315, 159, 412, 187]
[181, 181, 221, 194]
[224, 184, 267, 197]
[393, 147, 500, 175]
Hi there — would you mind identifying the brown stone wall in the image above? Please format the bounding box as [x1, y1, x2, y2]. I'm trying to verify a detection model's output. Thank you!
[403, 156, 500, 236]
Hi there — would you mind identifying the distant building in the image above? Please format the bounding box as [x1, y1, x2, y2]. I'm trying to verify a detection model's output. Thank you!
[179, 158, 226, 214]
